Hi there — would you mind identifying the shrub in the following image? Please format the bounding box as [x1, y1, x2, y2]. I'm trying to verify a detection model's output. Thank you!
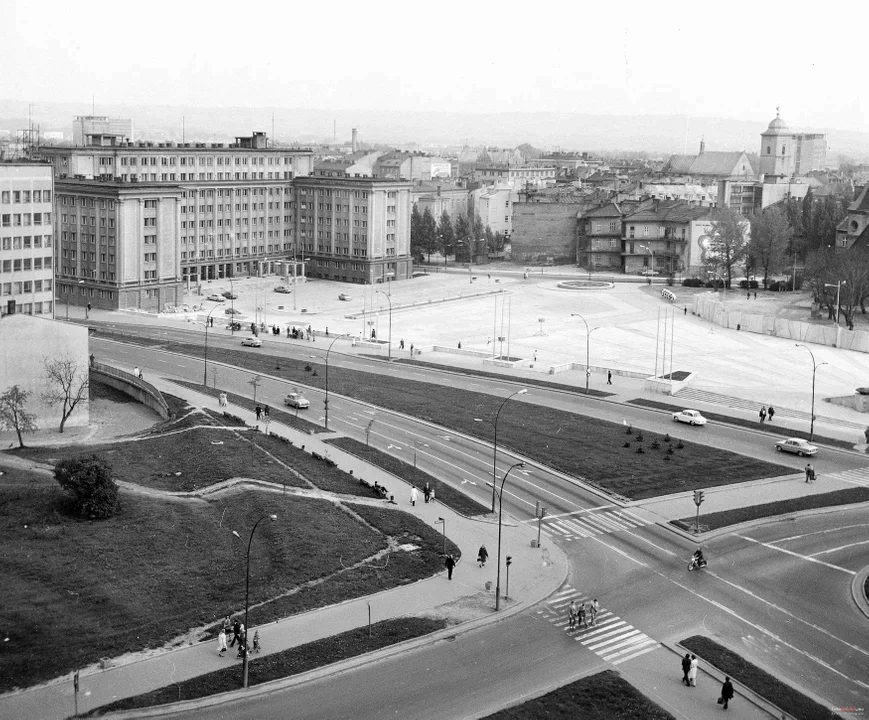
[54, 453, 120, 520]
[738, 280, 749, 289]
[664, 434, 671, 443]
[635, 447, 645, 454]
[667, 446, 675, 455]
[635, 433, 644, 442]
[651, 440, 660, 450]
[677, 439, 685, 449]
[623, 441, 631, 448]
[625, 425, 633, 435]
[304, 364, 312, 372]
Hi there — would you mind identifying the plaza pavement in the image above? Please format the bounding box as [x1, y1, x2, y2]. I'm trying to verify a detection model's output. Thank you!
[3, 267, 866, 718]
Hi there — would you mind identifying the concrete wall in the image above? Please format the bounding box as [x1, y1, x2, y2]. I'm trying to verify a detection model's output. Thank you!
[0, 314, 90, 430]
[91, 362, 169, 419]
[511, 202, 581, 263]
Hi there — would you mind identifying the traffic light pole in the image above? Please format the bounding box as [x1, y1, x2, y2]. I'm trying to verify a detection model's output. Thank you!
[693, 489, 705, 532]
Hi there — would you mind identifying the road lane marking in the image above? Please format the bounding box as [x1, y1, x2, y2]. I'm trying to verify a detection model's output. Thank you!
[810, 540, 869, 557]
[769, 524, 869, 544]
[734, 533, 855, 575]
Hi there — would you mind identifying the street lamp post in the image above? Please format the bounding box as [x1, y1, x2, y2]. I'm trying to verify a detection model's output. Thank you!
[376, 289, 393, 362]
[435, 517, 446, 556]
[474, 388, 528, 513]
[639, 243, 654, 277]
[232, 514, 277, 688]
[570, 313, 600, 394]
[228, 277, 236, 334]
[312, 336, 341, 431]
[824, 280, 846, 326]
[494, 462, 526, 611]
[203, 303, 222, 385]
[795, 344, 827, 442]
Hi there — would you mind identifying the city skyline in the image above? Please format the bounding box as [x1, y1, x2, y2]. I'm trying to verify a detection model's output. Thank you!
[2, 0, 865, 135]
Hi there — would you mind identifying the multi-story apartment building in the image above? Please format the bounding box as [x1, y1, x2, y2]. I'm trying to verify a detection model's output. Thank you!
[0, 162, 55, 318]
[476, 187, 515, 238]
[473, 166, 557, 191]
[412, 181, 469, 221]
[40, 132, 315, 310]
[578, 203, 626, 270]
[293, 174, 413, 284]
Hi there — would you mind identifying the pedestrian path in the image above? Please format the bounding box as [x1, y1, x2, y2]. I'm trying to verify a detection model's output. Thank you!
[825, 466, 869, 488]
[537, 585, 659, 666]
[540, 507, 650, 541]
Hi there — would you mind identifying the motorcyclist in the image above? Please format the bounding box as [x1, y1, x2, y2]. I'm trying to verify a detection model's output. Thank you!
[692, 548, 706, 568]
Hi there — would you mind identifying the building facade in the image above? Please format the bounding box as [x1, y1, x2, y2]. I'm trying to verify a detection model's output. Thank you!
[0, 162, 55, 318]
[293, 174, 413, 284]
[758, 110, 827, 178]
[577, 203, 625, 270]
[412, 181, 469, 221]
[476, 187, 515, 238]
[72, 116, 132, 146]
[473, 166, 557, 191]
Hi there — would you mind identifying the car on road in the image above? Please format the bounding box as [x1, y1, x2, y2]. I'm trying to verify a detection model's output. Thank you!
[672, 409, 707, 426]
[240, 336, 262, 347]
[774, 438, 818, 456]
[225, 307, 242, 315]
[283, 392, 309, 409]
[640, 269, 660, 276]
[338, 293, 351, 301]
[274, 285, 292, 293]
[206, 294, 225, 302]
[221, 290, 238, 299]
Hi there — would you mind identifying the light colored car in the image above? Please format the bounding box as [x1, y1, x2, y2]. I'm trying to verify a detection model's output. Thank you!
[672, 409, 707, 426]
[283, 392, 309, 409]
[274, 285, 292, 294]
[640, 269, 660, 276]
[206, 294, 225, 302]
[240, 336, 262, 347]
[338, 293, 351, 301]
[775, 438, 818, 456]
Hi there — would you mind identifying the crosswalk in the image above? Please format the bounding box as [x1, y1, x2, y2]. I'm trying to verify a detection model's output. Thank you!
[538, 585, 659, 665]
[540, 507, 650, 541]
[826, 467, 869, 488]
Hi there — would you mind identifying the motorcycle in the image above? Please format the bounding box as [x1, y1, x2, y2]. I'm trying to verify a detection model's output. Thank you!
[687, 555, 708, 571]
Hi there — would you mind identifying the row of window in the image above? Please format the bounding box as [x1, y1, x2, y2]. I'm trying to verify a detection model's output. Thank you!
[1, 190, 51, 204]
[60, 197, 110, 208]
[61, 215, 114, 228]
[2, 281, 52, 295]
[1, 235, 52, 250]
[298, 188, 369, 199]
[1, 212, 51, 227]
[112, 155, 299, 167]
[183, 187, 287, 198]
[1, 256, 53, 273]
[60, 249, 114, 263]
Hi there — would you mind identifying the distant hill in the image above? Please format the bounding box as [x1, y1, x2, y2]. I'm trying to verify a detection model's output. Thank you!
[2, 99, 866, 162]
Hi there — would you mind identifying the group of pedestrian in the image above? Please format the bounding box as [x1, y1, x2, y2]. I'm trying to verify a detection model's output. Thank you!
[746, 291, 757, 300]
[681, 653, 734, 710]
[567, 598, 599, 630]
[218, 615, 261, 658]
[218, 392, 228, 407]
[287, 325, 314, 341]
[805, 463, 817, 483]
[133, 366, 143, 380]
[423, 482, 434, 503]
[255, 405, 270, 422]
[758, 405, 775, 423]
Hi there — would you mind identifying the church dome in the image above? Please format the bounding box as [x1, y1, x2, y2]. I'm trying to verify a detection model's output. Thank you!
[766, 108, 788, 133]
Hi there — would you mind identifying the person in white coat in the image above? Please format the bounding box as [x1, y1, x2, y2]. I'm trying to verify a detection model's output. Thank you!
[217, 628, 227, 656]
[688, 654, 698, 686]
[410, 486, 418, 506]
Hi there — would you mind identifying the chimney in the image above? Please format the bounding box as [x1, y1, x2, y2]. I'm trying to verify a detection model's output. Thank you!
[351, 128, 358, 153]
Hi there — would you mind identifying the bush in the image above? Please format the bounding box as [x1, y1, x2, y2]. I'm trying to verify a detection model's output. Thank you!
[635, 433, 644, 442]
[664, 434, 671, 443]
[623, 441, 631, 448]
[625, 425, 633, 435]
[682, 278, 704, 287]
[651, 440, 660, 450]
[54, 453, 120, 520]
[635, 447, 645, 454]
[677, 439, 685, 449]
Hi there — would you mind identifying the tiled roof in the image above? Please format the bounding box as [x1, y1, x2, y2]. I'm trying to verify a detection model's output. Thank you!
[625, 201, 718, 223]
[664, 155, 696, 173]
[583, 202, 623, 218]
[689, 151, 752, 177]
[849, 184, 869, 213]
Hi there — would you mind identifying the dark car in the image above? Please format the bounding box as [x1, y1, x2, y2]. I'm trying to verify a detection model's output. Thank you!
[221, 290, 238, 299]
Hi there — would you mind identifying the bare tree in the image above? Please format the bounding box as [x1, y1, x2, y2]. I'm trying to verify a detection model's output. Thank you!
[0, 385, 38, 448]
[750, 206, 793, 288]
[42, 355, 89, 433]
[706, 209, 750, 287]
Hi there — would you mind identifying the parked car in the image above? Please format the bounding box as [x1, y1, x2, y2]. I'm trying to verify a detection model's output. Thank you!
[672, 409, 707, 426]
[274, 285, 292, 294]
[241, 336, 262, 347]
[774, 438, 818, 456]
[640, 269, 660, 276]
[221, 290, 238, 299]
[283, 392, 309, 409]
[338, 293, 350, 301]
[206, 294, 225, 302]
[225, 307, 243, 315]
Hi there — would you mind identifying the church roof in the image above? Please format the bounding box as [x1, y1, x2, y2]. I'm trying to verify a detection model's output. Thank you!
[663, 155, 695, 173]
[689, 151, 753, 177]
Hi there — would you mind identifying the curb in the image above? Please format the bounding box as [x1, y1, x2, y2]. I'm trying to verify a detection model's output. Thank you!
[851, 565, 869, 620]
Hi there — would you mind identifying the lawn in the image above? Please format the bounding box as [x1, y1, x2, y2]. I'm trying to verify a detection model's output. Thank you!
[680, 636, 835, 720]
[672, 487, 869, 532]
[85, 617, 448, 716]
[483, 669, 675, 719]
[0, 478, 454, 692]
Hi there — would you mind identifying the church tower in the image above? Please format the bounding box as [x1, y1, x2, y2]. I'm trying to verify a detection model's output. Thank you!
[759, 108, 793, 177]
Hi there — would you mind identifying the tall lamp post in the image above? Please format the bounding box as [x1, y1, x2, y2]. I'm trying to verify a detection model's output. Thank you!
[824, 280, 846, 326]
[494, 461, 526, 611]
[639, 243, 654, 276]
[203, 303, 222, 386]
[376, 289, 393, 361]
[228, 277, 236, 334]
[570, 313, 600, 394]
[232, 513, 277, 688]
[474, 388, 528, 513]
[312, 335, 341, 431]
[795, 344, 827, 442]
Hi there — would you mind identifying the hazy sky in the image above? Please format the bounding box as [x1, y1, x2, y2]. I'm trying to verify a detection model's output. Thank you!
[3, 0, 865, 132]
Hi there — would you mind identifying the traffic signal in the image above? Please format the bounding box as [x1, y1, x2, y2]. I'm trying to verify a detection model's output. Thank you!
[506, 555, 512, 567]
[694, 489, 705, 506]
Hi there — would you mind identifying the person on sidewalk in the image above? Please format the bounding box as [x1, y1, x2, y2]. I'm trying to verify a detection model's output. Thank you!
[444, 554, 456, 580]
[477, 544, 488, 568]
[255, 406, 262, 421]
[688, 654, 698, 686]
[230, 618, 241, 648]
[577, 601, 588, 629]
[218, 628, 228, 656]
[410, 486, 418, 506]
[681, 653, 692, 685]
[719, 676, 734, 709]
[590, 598, 599, 626]
[429, 486, 435, 503]
[758, 405, 767, 423]
[607, 370, 612, 385]
[222, 614, 232, 637]
[423, 482, 431, 503]
[805, 463, 815, 483]
[767, 406, 775, 422]
[567, 600, 577, 629]
[252, 630, 261, 653]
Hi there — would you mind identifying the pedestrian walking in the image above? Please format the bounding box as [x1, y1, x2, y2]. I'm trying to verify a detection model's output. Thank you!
[567, 600, 577, 629]
[607, 370, 612, 385]
[477, 544, 488, 567]
[767, 406, 775, 422]
[219, 392, 227, 407]
[688, 654, 698, 686]
[263, 405, 270, 420]
[429, 486, 435, 503]
[533, 350, 538, 362]
[681, 653, 692, 685]
[578, 601, 588, 629]
[399, 339, 405, 349]
[222, 614, 232, 637]
[864, 426, 869, 444]
[423, 482, 431, 503]
[230, 619, 241, 647]
[410, 343, 414, 356]
[457, 341, 462, 349]
[747, 291, 750, 300]
[719, 676, 734, 709]
[444, 553, 456, 580]
[590, 598, 599, 625]
[218, 628, 228, 656]
[410, 486, 418, 506]
[759, 405, 767, 424]
[754, 291, 757, 299]
[684, 305, 688, 315]
[255, 405, 262, 421]
[252, 630, 261, 653]
[805, 463, 815, 483]
[134, 366, 140, 379]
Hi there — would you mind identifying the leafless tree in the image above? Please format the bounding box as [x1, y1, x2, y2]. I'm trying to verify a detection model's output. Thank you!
[750, 206, 793, 288]
[0, 385, 38, 448]
[706, 209, 749, 286]
[41, 355, 89, 433]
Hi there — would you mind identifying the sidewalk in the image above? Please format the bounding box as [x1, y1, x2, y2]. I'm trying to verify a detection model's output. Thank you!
[0, 379, 569, 720]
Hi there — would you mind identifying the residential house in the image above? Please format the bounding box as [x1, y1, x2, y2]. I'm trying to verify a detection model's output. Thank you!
[835, 183, 869, 251]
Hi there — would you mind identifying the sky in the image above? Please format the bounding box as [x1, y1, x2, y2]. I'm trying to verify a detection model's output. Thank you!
[2, 0, 866, 133]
